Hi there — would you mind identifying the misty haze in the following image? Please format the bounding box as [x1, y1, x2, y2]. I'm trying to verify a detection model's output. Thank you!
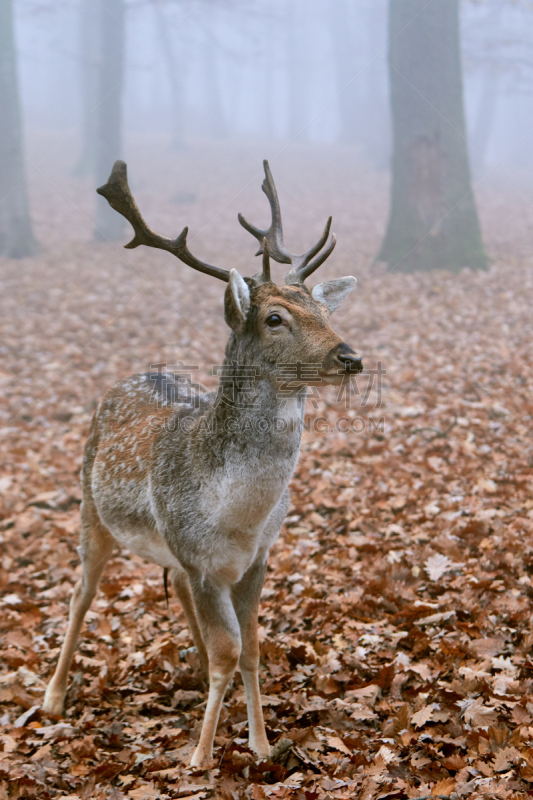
[1, 0, 533, 796]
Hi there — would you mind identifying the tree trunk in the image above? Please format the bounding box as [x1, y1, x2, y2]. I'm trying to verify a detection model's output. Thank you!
[362, 0, 390, 169]
[152, 1, 185, 149]
[469, 2, 503, 177]
[329, 0, 359, 145]
[73, 0, 100, 176]
[94, 0, 125, 242]
[0, 0, 37, 258]
[378, 0, 487, 273]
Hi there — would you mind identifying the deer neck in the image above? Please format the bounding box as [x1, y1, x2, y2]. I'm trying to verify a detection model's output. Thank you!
[201, 333, 306, 465]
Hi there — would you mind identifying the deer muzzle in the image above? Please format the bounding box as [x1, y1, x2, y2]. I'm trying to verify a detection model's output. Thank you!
[325, 343, 363, 378]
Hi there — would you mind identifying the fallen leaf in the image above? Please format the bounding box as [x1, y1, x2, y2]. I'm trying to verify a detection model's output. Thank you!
[424, 553, 452, 581]
[459, 697, 499, 729]
[326, 736, 351, 755]
[493, 746, 520, 772]
[13, 705, 40, 728]
[411, 705, 436, 728]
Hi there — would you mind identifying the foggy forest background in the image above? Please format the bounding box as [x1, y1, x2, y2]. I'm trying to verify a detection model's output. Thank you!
[3, 0, 533, 264]
[13, 0, 533, 166]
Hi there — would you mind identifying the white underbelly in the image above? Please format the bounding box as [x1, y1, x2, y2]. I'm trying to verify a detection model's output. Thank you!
[110, 524, 183, 569]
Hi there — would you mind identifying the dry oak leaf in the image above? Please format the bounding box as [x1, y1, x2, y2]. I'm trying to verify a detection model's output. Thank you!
[30, 743, 52, 762]
[316, 674, 338, 694]
[411, 704, 437, 728]
[431, 777, 457, 795]
[376, 745, 396, 763]
[411, 751, 431, 768]
[346, 684, 380, 705]
[117, 775, 136, 787]
[415, 610, 456, 627]
[458, 665, 491, 681]
[326, 736, 351, 755]
[492, 656, 518, 676]
[283, 772, 305, 788]
[408, 662, 433, 681]
[492, 746, 521, 772]
[493, 674, 520, 695]
[512, 705, 533, 725]
[459, 696, 499, 729]
[13, 705, 40, 728]
[424, 553, 452, 581]
[0, 735, 17, 754]
[469, 637, 505, 658]
[16, 666, 45, 688]
[365, 753, 388, 777]
[127, 785, 160, 800]
[349, 704, 378, 721]
[150, 767, 183, 780]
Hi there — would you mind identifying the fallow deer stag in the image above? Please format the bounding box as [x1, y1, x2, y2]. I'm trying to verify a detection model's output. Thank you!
[43, 160, 362, 767]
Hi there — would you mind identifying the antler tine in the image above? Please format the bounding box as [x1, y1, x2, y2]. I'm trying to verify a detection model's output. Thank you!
[96, 160, 230, 283]
[284, 219, 337, 285]
[239, 160, 337, 285]
[285, 216, 332, 272]
[292, 233, 337, 284]
[238, 160, 292, 265]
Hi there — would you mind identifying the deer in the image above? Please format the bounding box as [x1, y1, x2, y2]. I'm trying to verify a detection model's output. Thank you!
[42, 159, 362, 767]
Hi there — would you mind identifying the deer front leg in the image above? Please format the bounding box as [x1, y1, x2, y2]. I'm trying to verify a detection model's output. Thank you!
[231, 559, 270, 759]
[43, 521, 114, 716]
[169, 567, 209, 676]
[187, 573, 241, 768]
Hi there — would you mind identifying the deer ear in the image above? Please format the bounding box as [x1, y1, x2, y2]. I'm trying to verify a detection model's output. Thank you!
[224, 269, 251, 331]
[312, 276, 356, 313]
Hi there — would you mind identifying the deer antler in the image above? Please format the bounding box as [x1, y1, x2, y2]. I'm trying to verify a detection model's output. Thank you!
[96, 160, 230, 283]
[238, 160, 337, 285]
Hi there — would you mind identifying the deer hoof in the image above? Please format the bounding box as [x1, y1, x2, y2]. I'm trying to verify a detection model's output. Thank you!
[251, 740, 271, 760]
[42, 688, 65, 716]
[190, 746, 214, 769]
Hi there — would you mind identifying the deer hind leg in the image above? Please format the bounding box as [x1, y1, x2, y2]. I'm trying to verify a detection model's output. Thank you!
[169, 567, 209, 676]
[187, 573, 241, 768]
[43, 510, 114, 716]
[231, 559, 270, 759]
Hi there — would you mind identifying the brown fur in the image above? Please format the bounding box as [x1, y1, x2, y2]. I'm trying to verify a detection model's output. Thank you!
[43, 277, 360, 767]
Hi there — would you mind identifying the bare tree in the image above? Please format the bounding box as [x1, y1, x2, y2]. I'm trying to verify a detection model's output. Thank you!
[94, 0, 126, 241]
[362, 0, 390, 168]
[73, 0, 100, 176]
[463, 0, 533, 173]
[328, 0, 359, 145]
[152, 0, 186, 149]
[378, 0, 486, 272]
[0, 0, 37, 258]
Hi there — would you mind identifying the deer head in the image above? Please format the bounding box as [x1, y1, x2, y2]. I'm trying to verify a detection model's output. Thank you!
[97, 160, 362, 384]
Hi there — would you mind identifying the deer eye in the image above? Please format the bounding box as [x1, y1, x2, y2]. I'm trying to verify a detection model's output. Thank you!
[266, 313, 283, 328]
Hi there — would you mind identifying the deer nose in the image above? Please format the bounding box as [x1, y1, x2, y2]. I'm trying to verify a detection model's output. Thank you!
[337, 351, 363, 373]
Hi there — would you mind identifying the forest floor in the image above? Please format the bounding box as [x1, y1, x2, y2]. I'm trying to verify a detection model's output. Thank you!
[1, 137, 533, 799]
